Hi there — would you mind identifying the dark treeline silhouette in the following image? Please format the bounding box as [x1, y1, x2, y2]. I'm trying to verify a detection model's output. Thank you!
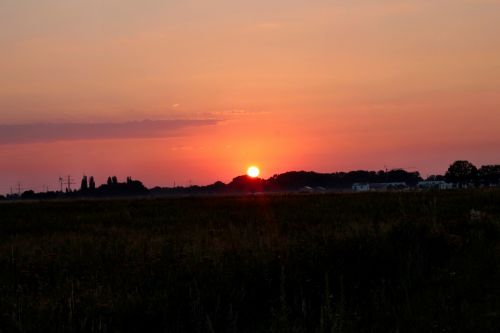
[152, 160, 500, 196]
[4, 160, 500, 200]
[14, 176, 148, 200]
[150, 169, 423, 195]
[96, 176, 148, 197]
[445, 160, 478, 186]
[444, 160, 500, 187]
[268, 168, 423, 189]
[80, 175, 148, 197]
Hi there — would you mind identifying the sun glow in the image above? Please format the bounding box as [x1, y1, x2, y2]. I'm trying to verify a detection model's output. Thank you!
[247, 166, 260, 178]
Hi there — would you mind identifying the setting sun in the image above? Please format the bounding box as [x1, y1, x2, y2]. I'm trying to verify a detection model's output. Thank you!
[247, 166, 260, 178]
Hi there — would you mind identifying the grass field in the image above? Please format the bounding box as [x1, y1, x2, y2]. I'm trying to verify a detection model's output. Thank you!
[1, 190, 500, 332]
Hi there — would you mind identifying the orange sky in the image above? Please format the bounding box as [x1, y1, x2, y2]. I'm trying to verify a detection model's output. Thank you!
[1, 0, 500, 192]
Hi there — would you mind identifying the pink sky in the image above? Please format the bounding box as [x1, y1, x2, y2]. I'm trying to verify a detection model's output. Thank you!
[1, 0, 499, 193]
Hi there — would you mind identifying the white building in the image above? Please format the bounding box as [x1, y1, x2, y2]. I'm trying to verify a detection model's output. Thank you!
[299, 186, 314, 193]
[352, 183, 370, 192]
[353, 182, 409, 191]
[418, 181, 454, 190]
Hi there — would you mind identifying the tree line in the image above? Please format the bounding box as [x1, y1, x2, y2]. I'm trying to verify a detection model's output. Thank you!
[442, 160, 500, 187]
[2, 176, 148, 200]
[1, 160, 499, 200]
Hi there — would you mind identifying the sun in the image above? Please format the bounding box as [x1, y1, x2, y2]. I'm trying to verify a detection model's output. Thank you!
[247, 166, 260, 178]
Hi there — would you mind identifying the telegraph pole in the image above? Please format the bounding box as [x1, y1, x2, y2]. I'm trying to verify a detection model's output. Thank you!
[59, 177, 64, 192]
[58, 175, 75, 192]
[65, 175, 75, 192]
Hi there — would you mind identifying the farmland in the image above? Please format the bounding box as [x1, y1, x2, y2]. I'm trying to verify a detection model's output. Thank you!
[1, 190, 500, 332]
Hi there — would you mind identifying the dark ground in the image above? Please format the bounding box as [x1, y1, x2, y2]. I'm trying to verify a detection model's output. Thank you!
[1, 190, 500, 332]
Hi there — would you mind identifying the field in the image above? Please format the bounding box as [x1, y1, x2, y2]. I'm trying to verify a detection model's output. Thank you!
[1, 190, 500, 332]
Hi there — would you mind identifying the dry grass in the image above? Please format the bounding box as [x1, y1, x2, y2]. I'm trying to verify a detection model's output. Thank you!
[1, 190, 500, 332]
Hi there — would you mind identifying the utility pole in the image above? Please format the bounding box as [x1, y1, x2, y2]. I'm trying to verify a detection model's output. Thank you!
[9, 182, 24, 196]
[59, 175, 75, 192]
[59, 177, 64, 192]
[65, 175, 75, 192]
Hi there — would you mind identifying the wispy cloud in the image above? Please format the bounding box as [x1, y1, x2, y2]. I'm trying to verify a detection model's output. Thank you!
[201, 109, 270, 117]
[0, 119, 218, 144]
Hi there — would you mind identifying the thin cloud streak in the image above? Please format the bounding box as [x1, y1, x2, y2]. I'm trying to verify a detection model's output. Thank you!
[0, 119, 218, 144]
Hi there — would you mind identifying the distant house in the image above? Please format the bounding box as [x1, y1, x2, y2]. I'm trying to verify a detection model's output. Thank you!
[352, 183, 370, 192]
[353, 182, 409, 191]
[299, 186, 328, 193]
[441, 183, 454, 190]
[299, 186, 314, 193]
[418, 181, 454, 190]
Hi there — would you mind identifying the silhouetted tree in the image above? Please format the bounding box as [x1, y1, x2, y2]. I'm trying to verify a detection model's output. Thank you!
[426, 175, 446, 181]
[21, 190, 35, 199]
[385, 169, 422, 186]
[228, 175, 264, 192]
[89, 176, 96, 190]
[112, 176, 118, 185]
[107, 177, 113, 186]
[80, 175, 88, 191]
[445, 160, 477, 186]
[478, 165, 500, 186]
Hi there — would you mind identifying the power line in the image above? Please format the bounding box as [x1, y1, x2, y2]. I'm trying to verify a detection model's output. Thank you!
[59, 177, 64, 192]
[66, 175, 75, 191]
[16, 182, 23, 195]
[7, 182, 25, 196]
[59, 175, 75, 192]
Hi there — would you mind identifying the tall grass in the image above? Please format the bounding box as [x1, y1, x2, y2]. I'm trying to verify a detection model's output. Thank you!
[0, 190, 499, 332]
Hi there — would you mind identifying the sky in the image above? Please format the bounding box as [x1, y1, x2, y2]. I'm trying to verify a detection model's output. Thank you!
[1, 0, 499, 193]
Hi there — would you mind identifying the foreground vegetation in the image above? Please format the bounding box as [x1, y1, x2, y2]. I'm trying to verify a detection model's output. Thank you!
[1, 190, 500, 332]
